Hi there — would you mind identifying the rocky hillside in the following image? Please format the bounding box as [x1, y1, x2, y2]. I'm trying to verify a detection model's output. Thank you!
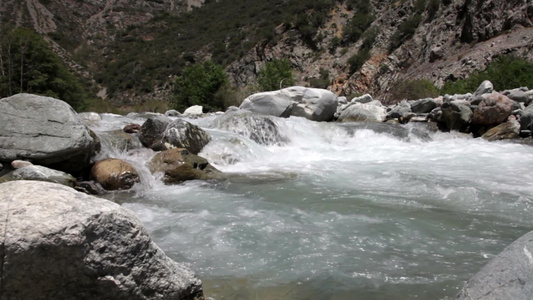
[1, 0, 532, 106]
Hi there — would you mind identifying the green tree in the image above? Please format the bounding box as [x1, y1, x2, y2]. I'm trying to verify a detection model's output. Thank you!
[172, 60, 230, 112]
[389, 78, 439, 103]
[441, 56, 533, 95]
[0, 27, 87, 110]
[257, 59, 295, 91]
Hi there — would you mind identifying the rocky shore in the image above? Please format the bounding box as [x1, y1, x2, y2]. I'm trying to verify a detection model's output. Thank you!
[1, 87, 532, 299]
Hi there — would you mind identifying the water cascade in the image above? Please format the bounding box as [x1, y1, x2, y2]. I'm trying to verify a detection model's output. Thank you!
[91, 113, 533, 300]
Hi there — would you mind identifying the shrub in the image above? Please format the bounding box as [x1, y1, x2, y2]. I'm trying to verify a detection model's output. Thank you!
[342, 1, 375, 45]
[388, 78, 439, 103]
[171, 61, 229, 112]
[257, 59, 295, 91]
[389, 14, 422, 52]
[348, 49, 371, 75]
[309, 68, 330, 89]
[441, 55, 533, 95]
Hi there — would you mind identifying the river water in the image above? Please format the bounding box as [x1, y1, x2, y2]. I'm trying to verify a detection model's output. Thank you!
[91, 113, 533, 300]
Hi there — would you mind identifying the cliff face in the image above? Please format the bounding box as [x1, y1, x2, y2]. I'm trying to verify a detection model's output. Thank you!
[1, 0, 532, 105]
[228, 0, 533, 101]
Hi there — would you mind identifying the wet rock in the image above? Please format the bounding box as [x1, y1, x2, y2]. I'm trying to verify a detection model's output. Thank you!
[472, 92, 515, 126]
[352, 94, 374, 104]
[0, 93, 96, 174]
[91, 158, 140, 190]
[161, 119, 211, 154]
[75, 181, 106, 195]
[481, 117, 521, 141]
[288, 86, 338, 122]
[0, 165, 77, 187]
[149, 148, 223, 184]
[98, 130, 142, 153]
[517, 105, 533, 131]
[139, 116, 211, 154]
[387, 101, 412, 120]
[240, 90, 294, 117]
[473, 80, 494, 97]
[337, 102, 387, 123]
[456, 230, 533, 300]
[0, 181, 204, 300]
[183, 105, 203, 116]
[437, 101, 473, 132]
[11, 160, 33, 169]
[410, 98, 438, 114]
[123, 123, 142, 134]
[214, 110, 285, 145]
[165, 109, 182, 117]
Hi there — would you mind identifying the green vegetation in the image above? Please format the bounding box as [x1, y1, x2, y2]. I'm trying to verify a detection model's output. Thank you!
[389, 78, 439, 102]
[441, 56, 533, 95]
[171, 61, 232, 112]
[98, 0, 335, 99]
[309, 68, 330, 89]
[342, 1, 375, 45]
[348, 27, 378, 75]
[0, 27, 88, 111]
[257, 59, 295, 91]
[389, 14, 422, 52]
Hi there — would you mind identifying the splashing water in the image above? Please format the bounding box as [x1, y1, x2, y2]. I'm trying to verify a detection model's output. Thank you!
[94, 114, 533, 300]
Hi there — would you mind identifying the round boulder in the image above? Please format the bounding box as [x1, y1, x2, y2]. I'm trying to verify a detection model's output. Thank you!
[0, 180, 204, 300]
[472, 92, 515, 126]
[337, 102, 387, 123]
[162, 119, 212, 154]
[0, 94, 96, 174]
[149, 148, 222, 184]
[91, 158, 140, 190]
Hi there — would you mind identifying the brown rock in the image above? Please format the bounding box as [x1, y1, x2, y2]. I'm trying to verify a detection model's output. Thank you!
[149, 148, 222, 184]
[481, 116, 521, 141]
[472, 92, 515, 126]
[123, 123, 142, 134]
[91, 158, 140, 190]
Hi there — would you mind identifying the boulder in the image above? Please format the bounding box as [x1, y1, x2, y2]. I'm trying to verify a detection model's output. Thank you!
[161, 119, 212, 154]
[481, 117, 521, 141]
[183, 105, 203, 116]
[149, 148, 223, 184]
[91, 158, 140, 190]
[504, 88, 531, 105]
[11, 160, 33, 169]
[352, 94, 374, 104]
[165, 109, 182, 117]
[288, 86, 338, 121]
[0, 93, 96, 174]
[0, 165, 77, 187]
[139, 115, 172, 148]
[123, 123, 142, 134]
[98, 130, 142, 153]
[214, 110, 286, 145]
[0, 181, 204, 300]
[139, 116, 211, 154]
[473, 80, 494, 97]
[387, 101, 412, 119]
[472, 92, 515, 126]
[456, 230, 533, 300]
[410, 98, 438, 114]
[337, 102, 387, 123]
[240, 90, 295, 118]
[517, 105, 533, 131]
[437, 100, 473, 132]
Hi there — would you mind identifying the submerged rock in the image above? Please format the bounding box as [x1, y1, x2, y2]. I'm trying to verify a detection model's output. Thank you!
[0, 181, 204, 300]
[456, 230, 533, 300]
[149, 148, 222, 184]
[91, 158, 140, 190]
[0, 93, 97, 174]
[0, 165, 77, 187]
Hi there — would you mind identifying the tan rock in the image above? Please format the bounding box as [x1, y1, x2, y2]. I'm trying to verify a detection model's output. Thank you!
[149, 148, 222, 184]
[91, 158, 140, 190]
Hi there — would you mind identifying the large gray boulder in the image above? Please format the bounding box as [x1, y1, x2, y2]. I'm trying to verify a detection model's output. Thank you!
[337, 102, 387, 123]
[0, 181, 204, 300]
[456, 230, 533, 300]
[0, 165, 77, 187]
[240, 86, 338, 121]
[436, 100, 473, 132]
[473, 80, 494, 97]
[0, 94, 96, 174]
[214, 110, 286, 145]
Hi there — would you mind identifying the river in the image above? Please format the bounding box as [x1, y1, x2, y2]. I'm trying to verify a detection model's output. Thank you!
[90, 112, 533, 300]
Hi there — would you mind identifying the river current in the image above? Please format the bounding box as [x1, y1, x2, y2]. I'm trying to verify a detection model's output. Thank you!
[91, 113, 533, 300]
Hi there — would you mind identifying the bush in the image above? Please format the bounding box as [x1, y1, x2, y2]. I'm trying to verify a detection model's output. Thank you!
[342, 1, 375, 45]
[348, 49, 371, 75]
[388, 78, 439, 103]
[171, 61, 230, 112]
[309, 68, 330, 89]
[441, 56, 533, 95]
[389, 14, 422, 52]
[257, 59, 295, 91]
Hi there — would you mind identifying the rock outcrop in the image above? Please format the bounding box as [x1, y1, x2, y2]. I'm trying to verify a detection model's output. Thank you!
[0, 180, 204, 300]
[0, 94, 97, 174]
[456, 230, 533, 300]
